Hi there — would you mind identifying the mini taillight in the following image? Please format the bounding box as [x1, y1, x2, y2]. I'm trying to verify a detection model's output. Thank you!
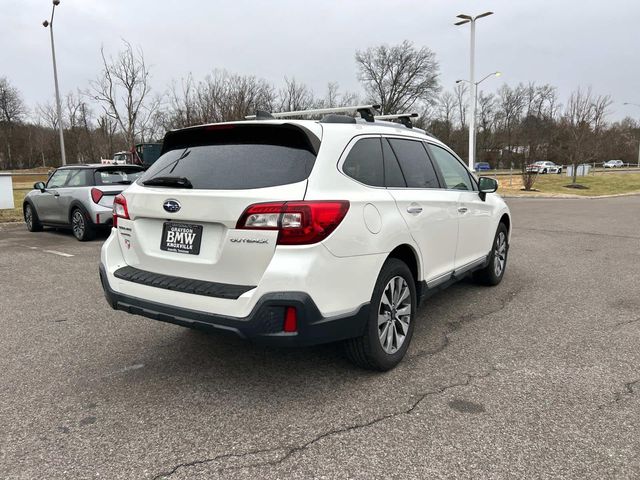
[91, 188, 103, 204]
[112, 194, 129, 228]
[283, 307, 297, 333]
[236, 201, 349, 245]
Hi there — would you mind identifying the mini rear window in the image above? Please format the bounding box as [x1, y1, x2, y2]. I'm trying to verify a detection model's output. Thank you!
[95, 169, 143, 186]
[140, 124, 318, 190]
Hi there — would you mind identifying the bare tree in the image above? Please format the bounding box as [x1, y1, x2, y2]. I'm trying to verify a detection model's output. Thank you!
[36, 101, 60, 130]
[430, 90, 456, 143]
[279, 77, 314, 112]
[477, 91, 498, 159]
[91, 40, 159, 149]
[164, 70, 276, 128]
[453, 82, 468, 130]
[221, 73, 275, 120]
[355, 40, 440, 114]
[562, 87, 612, 184]
[0, 77, 26, 124]
[319, 81, 359, 109]
[497, 84, 527, 168]
[0, 77, 27, 168]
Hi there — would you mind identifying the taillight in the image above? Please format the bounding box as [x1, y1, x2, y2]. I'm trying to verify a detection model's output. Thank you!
[112, 194, 129, 228]
[91, 188, 103, 204]
[236, 201, 349, 245]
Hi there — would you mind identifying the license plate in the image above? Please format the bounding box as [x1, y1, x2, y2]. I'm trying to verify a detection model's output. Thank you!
[160, 222, 203, 255]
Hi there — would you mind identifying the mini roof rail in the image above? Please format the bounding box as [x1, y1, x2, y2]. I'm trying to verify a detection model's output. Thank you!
[246, 104, 381, 122]
[374, 113, 419, 129]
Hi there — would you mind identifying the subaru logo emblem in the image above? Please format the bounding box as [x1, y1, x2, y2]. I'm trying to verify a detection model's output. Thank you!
[163, 199, 181, 213]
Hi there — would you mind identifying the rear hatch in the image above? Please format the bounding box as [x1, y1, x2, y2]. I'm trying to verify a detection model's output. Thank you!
[116, 123, 320, 287]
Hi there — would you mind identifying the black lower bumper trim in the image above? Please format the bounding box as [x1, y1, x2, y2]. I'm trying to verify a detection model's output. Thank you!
[113, 265, 255, 300]
[100, 264, 369, 347]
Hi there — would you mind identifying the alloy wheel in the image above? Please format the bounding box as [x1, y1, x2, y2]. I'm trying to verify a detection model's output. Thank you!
[378, 276, 412, 354]
[494, 231, 507, 277]
[25, 206, 33, 229]
[72, 210, 85, 239]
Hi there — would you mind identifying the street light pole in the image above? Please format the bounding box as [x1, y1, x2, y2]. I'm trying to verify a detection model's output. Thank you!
[457, 71, 501, 170]
[43, 0, 66, 166]
[623, 102, 640, 169]
[455, 11, 494, 170]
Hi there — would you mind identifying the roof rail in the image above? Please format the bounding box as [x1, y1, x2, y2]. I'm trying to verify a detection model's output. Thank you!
[246, 104, 381, 122]
[374, 113, 419, 129]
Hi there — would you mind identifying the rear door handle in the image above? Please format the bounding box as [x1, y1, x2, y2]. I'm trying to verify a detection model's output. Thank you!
[407, 205, 423, 215]
[458, 207, 468, 214]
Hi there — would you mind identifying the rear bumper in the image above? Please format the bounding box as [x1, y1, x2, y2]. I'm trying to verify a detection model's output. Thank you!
[99, 263, 369, 347]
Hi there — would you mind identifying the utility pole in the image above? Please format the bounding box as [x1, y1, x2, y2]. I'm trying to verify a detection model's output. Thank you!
[42, 0, 66, 166]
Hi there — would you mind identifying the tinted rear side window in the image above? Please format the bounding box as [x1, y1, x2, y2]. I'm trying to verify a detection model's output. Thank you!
[342, 138, 384, 187]
[141, 125, 317, 190]
[387, 139, 440, 189]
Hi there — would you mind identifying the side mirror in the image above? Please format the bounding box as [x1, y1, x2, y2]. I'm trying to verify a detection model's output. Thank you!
[34, 182, 46, 192]
[478, 177, 498, 201]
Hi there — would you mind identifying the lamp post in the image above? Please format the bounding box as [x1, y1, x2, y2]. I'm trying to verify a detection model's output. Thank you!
[623, 102, 640, 169]
[42, 0, 66, 166]
[455, 11, 494, 170]
[457, 72, 501, 168]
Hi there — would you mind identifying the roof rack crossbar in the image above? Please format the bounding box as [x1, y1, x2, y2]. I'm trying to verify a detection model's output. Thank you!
[374, 113, 419, 129]
[246, 104, 380, 121]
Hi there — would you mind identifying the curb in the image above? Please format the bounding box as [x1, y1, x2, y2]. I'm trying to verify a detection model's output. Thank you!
[501, 191, 640, 199]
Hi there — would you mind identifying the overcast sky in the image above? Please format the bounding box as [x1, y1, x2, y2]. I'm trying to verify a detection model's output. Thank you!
[3, 0, 639, 120]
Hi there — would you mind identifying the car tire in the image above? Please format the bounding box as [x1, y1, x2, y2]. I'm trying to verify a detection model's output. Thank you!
[345, 258, 417, 371]
[473, 223, 509, 286]
[542, 168, 547, 174]
[557, 169, 562, 174]
[24, 203, 43, 232]
[71, 208, 96, 241]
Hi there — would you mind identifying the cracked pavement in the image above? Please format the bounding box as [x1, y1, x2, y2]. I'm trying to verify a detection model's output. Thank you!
[1, 196, 639, 479]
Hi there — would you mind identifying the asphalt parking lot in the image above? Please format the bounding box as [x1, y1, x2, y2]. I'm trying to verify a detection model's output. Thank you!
[1, 196, 639, 479]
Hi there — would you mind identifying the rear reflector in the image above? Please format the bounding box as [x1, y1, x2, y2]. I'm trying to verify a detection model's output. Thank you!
[283, 307, 297, 333]
[237, 201, 349, 245]
[91, 188, 103, 204]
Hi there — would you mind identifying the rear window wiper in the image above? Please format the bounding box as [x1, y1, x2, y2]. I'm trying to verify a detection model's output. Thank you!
[142, 176, 193, 188]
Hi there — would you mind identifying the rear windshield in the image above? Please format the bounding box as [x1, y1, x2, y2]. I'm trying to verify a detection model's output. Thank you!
[139, 124, 318, 190]
[95, 169, 143, 186]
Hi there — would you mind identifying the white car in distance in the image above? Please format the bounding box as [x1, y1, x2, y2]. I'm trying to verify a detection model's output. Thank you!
[526, 161, 562, 174]
[603, 160, 624, 168]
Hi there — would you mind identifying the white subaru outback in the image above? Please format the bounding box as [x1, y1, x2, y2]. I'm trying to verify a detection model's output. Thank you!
[99, 107, 511, 370]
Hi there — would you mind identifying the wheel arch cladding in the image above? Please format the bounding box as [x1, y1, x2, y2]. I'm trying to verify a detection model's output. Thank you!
[387, 244, 421, 285]
[499, 213, 511, 233]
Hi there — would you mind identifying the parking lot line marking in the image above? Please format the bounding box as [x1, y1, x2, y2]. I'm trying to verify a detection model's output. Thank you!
[42, 250, 75, 258]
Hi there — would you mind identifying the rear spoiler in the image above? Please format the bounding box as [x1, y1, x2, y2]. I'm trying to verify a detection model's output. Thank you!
[161, 122, 321, 156]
